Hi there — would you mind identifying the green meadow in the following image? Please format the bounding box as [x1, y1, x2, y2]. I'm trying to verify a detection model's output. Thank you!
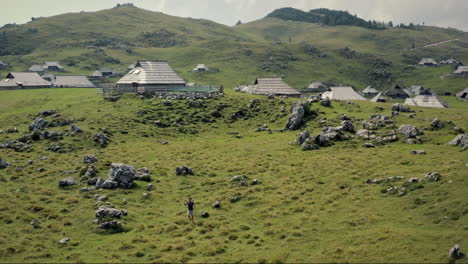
[0, 88, 467, 263]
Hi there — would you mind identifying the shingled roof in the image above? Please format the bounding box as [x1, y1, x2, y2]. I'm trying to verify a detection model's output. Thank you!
[322, 87, 366, 100]
[456, 88, 468, 101]
[193, 64, 209, 72]
[454, 66, 468, 74]
[29, 64, 45, 72]
[386, 85, 412, 98]
[251, 78, 301, 96]
[362, 86, 379, 95]
[418, 58, 438, 66]
[116, 61, 186, 85]
[53, 75, 95, 88]
[43, 61, 64, 70]
[370, 92, 387, 102]
[404, 91, 448, 108]
[0, 72, 51, 87]
[305, 81, 328, 92]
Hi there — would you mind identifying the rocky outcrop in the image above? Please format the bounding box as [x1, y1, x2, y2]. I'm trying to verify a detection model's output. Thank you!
[339, 120, 355, 132]
[43, 130, 63, 141]
[315, 126, 343, 146]
[37, 110, 57, 117]
[83, 154, 98, 164]
[423, 171, 441, 182]
[397, 125, 423, 138]
[430, 117, 443, 129]
[59, 177, 77, 187]
[231, 175, 249, 186]
[96, 206, 127, 218]
[107, 163, 136, 188]
[1, 140, 32, 152]
[356, 129, 375, 140]
[295, 130, 310, 145]
[447, 134, 468, 150]
[71, 125, 83, 136]
[95, 133, 109, 148]
[29, 118, 48, 131]
[285, 101, 305, 130]
[320, 98, 331, 107]
[392, 103, 412, 113]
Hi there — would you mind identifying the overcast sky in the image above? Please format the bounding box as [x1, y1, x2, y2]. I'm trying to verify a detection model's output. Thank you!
[2, 0, 468, 31]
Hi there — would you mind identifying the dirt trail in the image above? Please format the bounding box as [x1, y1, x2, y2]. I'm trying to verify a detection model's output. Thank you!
[411, 38, 459, 50]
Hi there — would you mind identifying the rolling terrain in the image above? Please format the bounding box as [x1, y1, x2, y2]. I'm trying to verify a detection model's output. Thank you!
[0, 5, 468, 263]
[0, 5, 467, 94]
[0, 89, 467, 263]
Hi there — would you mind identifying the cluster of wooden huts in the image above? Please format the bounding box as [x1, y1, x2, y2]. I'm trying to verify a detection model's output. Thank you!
[0, 57, 466, 108]
[0, 61, 121, 90]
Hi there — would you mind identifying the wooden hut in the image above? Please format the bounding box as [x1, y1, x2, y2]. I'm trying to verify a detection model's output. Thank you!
[404, 90, 448, 108]
[418, 58, 438, 66]
[52, 75, 95, 88]
[456, 88, 468, 101]
[0, 72, 51, 90]
[454, 66, 468, 76]
[115, 60, 186, 93]
[370, 92, 387, 103]
[322, 87, 366, 100]
[362, 86, 379, 96]
[246, 78, 301, 97]
[43, 61, 64, 71]
[29, 64, 45, 74]
[386, 85, 412, 99]
[305, 81, 328, 92]
[192, 64, 209, 72]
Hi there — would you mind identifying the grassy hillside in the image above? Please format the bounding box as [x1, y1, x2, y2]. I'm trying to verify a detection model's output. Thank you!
[0, 88, 467, 263]
[1, 5, 468, 94]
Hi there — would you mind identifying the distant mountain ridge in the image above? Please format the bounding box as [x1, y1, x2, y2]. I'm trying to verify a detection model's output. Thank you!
[267, 7, 385, 29]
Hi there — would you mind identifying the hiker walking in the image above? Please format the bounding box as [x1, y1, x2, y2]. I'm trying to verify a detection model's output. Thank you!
[185, 197, 195, 223]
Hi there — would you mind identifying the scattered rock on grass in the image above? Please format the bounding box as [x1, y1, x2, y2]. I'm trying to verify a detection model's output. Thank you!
[231, 175, 249, 186]
[447, 134, 468, 150]
[59, 238, 70, 245]
[423, 172, 441, 182]
[449, 244, 462, 258]
[30, 218, 40, 229]
[212, 200, 221, 208]
[136, 167, 151, 181]
[392, 103, 412, 113]
[397, 125, 423, 138]
[411, 150, 426, 154]
[363, 143, 375, 148]
[71, 125, 83, 136]
[95, 133, 109, 148]
[430, 117, 443, 128]
[29, 118, 48, 131]
[59, 177, 77, 187]
[201, 212, 210, 218]
[108, 163, 136, 188]
[0, 159, 9, 169]
[95, 206, 127, 218]
[176, 166, 193, 176]
[83, 154, 98, 164]
[285, 101, 305, 130]
[146, 184, 155, 191]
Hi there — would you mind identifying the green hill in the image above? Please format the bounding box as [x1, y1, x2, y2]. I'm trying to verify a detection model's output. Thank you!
[0, 89, 467, 263]
[0, 5, 467, 94]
